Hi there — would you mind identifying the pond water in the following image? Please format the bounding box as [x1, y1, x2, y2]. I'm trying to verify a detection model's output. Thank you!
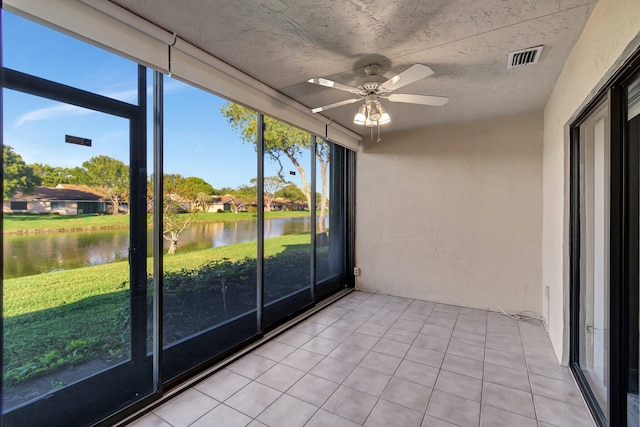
[3, 216, 315, 279]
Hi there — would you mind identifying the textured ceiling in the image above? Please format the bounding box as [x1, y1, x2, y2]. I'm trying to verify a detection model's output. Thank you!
[112, 0, 596, 137]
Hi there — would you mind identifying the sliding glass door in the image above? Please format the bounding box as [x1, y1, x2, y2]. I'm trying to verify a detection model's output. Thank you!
[158, 78, 259, 384]
[571, 52, 640, 427]
[628, 73, 640, 427]
[260, 117, 314, 328]
[315, 139, 349, 299]
[2, 13, 153, 425]
[574, 98, 610, 420]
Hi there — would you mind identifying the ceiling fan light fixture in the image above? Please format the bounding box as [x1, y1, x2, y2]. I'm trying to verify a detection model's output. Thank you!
[379, 112, 391, 124]
[353, 104, 367, 125]
[369, 102, 382, 121]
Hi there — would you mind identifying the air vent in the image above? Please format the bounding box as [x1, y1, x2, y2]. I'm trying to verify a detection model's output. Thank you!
[507, 46, 544, 69]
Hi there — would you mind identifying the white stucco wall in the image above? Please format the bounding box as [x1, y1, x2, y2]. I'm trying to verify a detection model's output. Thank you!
[543, 0, 640, 363]
[356, 111, 543, 315]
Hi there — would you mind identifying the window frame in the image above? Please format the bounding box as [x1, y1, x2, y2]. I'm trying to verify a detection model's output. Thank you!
[569, 49, 640, 427]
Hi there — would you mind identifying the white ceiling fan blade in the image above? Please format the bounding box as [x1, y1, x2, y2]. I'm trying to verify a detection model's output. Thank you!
[380, 64, 434, 92]
[310, 98, 361, 113]
[307, 78, 361, 94]
[387, 93, 449, 106]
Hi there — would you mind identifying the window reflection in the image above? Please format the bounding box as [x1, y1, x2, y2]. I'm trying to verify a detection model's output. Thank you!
[578, 99, 610, 415]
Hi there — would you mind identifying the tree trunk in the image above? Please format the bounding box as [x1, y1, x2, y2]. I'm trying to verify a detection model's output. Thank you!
[168, 238, 178, 254]
[318, 161, 328, 233]
[282, 151, 312, 211]
[112, 198, 120, 215]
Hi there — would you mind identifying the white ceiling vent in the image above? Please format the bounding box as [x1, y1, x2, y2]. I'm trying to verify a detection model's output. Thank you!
[507, 46, 544, 69]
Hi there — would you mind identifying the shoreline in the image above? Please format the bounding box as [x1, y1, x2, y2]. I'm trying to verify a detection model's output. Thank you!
[2, 212, 312, 235]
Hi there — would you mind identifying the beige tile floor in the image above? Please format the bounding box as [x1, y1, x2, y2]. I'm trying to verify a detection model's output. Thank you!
[128, 291, 595, 427]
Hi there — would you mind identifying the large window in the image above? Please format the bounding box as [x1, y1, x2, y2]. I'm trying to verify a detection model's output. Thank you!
[1, 9, 354, 426]
[159, 78, 259, 383]
[315, 139, 349, 298]
[261, 116, 314, 327]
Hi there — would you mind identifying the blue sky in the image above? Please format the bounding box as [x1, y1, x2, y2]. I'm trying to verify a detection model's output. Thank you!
[3, 11, 311, 189]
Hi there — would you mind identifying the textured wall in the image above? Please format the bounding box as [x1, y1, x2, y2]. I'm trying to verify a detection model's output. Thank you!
[356, 111, 543, 314]
[543, 0, 640, 363]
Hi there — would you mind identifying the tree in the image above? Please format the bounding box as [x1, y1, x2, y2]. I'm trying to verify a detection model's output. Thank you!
[221, 103, 331, 230]
[30, 163, 89, 187]
[216, 186, 234, 196]
[3, 145, 40, 199]
[275, 184, 306, 202]
[251, 176, 283, 211]
[150, 174, 208, 254]
[147, 174, 198, 254]
[82, 155, 129, 215]
[162, 200, 192, 254]
[180, 177, 216, 212]
[315, 139, 330, 232]
[227, 183, 256, 214]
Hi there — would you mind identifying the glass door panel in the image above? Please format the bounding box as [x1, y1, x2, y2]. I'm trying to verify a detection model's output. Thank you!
[629, 74, 640, 426]
[577, 98, 610, 416]
[315, 140, 347, 299]
[2, 88, 151, 425]
[161, 81, 258, 382]
[262, 117, 312, 328]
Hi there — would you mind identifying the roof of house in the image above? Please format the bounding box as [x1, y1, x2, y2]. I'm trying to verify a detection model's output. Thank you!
[272, 197, 307, 206]
[212, 195, 235, 204]
[8, 185, 110, 202]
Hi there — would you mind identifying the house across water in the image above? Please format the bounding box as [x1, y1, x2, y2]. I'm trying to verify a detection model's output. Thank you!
[3, 184, 111, 215]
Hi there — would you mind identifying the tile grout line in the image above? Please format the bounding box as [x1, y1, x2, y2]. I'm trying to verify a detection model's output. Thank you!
[300, 292, 373, 426]
[226, 293, 373, 426]
[521, 319, 543, 426]
[361, 296, 430, 425]
[142, 292, 590, 427]
[418, 304, 460, 427]
[479, 305, 489, 427]
[364, 296, 433, 425]
[304, 291, 384, 426]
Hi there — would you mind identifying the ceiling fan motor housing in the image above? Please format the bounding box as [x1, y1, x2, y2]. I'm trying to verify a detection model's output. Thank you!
[357, 64, 387, 94]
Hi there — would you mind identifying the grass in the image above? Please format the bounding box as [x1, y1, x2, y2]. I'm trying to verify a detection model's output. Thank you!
[3, 213, 130, 232]
[3, 233, 311, 385]
[3, 211, 311, 233]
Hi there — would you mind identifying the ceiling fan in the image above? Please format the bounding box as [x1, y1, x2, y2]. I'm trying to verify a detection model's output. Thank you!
[307, 64, 449, 141]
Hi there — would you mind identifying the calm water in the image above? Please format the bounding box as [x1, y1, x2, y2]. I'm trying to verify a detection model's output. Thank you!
[3, 217, 315, 279]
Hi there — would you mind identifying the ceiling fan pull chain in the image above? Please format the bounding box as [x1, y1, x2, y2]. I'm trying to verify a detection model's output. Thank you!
[377, 122, 382, 143]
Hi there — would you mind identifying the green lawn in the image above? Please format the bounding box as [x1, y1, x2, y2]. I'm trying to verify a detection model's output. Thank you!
[3, 233, 311, 385]
[3, 211, 310, 233]
[3, 213, 130, 232]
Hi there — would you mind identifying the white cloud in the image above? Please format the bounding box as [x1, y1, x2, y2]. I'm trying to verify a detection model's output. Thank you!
[102, 87, 138, 101]
[16, 103, 93, 126]
[15, 79, 189, 127]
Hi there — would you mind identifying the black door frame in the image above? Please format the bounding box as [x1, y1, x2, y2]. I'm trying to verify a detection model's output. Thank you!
[1, 66, 153, 426]
[570, 49, 640, 427]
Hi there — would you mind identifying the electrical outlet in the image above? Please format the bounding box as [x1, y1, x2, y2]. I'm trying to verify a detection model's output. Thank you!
[353, 267, 360, 276]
